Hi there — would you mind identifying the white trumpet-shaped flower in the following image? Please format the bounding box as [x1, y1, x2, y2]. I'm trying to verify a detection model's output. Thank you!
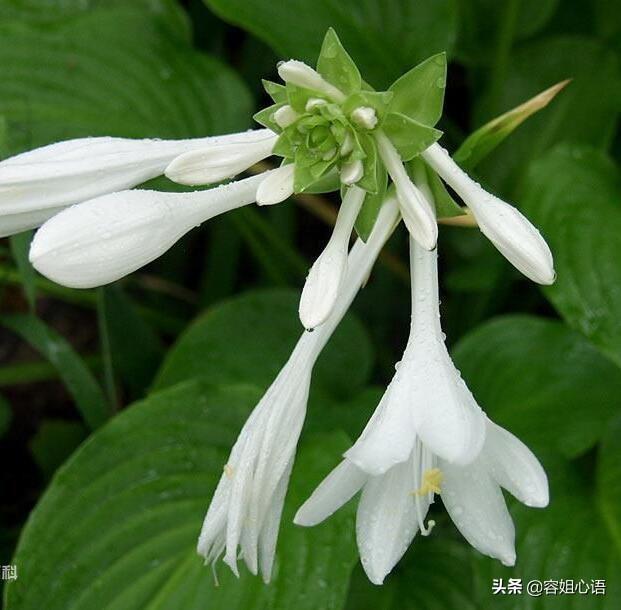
[0, 130, 271, 237]
[345, 237, 486, 476]
[198, 197, 400, 582]
[164, 131, 278, 186]
[375, 132, 437, 251]
[422, 143, 555, 284]
[299, 185, 365, 330]
[295, 417, 548, 585]
[29, 173, 267, 289]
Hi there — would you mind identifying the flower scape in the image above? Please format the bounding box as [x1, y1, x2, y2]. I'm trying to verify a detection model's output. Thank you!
[0, 29, 554, 585]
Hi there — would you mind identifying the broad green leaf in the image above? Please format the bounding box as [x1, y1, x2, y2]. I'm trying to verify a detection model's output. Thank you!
[474, 37, 620, 191]
[99, 286, 164, 399]
[454, 80, 570, 171]
[204, 0, 458, 89]
[0, 314, 110, 430]
[456, 0, 559, 63]
[153, 289, 373, 399]
[0, 7, 252, 154]
[262, 79, 288, 104]
[0, 0, 191, 40]
[29, 419, 87, 480]
[520, 145, 621, 368]
[452, 315, 621, 457]
[382, 113, 442, 161]
[5, 381, 358, 610]
[9, 231, 36, 310]
[387, 53, 447, 126]
[316, 28, 361, 96]
[597, 415, 621, 553]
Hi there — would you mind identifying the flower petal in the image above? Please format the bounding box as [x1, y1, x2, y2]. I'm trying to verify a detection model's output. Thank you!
[29, 173, 265, 288]
[0, 133, 262, 232]
[356, 459, 422, 585]
[256, 164, 294, 205]
[440, 457, 516, 566]
[481, 419, 549, 508]
[165, 130, 277, 186]
[422, 143, 555, 284]
[294, 459, 368, 526]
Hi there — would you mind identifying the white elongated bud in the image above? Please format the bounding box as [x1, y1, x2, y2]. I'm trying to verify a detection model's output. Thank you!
[165, 131, 278, 186]
[299, 185, 365, 330]
[29, 174, 266, 289]
[277, 60, 345, 102]
[350, 106, 378, 130]
[340, 159, 364, 185]
[375, 131, 437, 250]
[0, 131, 271, 236]
[422, 143, 555, 284]
[256, 164, 295, 205]
[273, 105, 299, 128]
[305, 98, 327, 112]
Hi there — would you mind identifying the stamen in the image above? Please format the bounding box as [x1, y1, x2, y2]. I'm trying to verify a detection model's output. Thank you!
[413, 467, 443, 496]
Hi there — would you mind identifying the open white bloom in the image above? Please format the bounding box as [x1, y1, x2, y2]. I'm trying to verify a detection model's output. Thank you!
[29, 173, 267, 289]
[295, 416, 548, 584]
[422, 143, 555, 284]
[0, 130, 273, 237]
[345, 237, 486, 476]
[198, 198, 399, 582]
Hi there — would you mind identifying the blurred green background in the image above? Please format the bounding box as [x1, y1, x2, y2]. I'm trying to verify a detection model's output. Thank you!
[0, 0, 620, 608]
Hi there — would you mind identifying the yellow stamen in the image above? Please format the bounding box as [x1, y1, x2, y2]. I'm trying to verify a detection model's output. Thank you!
[413, 468, 443, 496]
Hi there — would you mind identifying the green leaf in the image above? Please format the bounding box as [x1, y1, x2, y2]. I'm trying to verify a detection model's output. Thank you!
[382, 113, 442, 161]
[98, 286, 164, 399]
[452, 315, 621, 458]
[9, 231, 36, 310]
[0, 6, 252, 154]
[153, 289, 373, 400]
[316, 28, 361, 95]
[29, 419, 87, 480]
[0, 314, 110, 430]
[597, 415, 621, 553]
[454, 80, 570, 171]
[355, 135, 379, 194]
[474, 37, 620, 191]
[5, 381, 358, 609]
[520, 145, 621, 368]
[425, 165, 464, 218]
[253, 103, 286, 133]
[342, 91, 393, 119]
[387, 53, 447, 125]
[262, 79, 288, 104]
[204, 0, 458, 89]
[0, 394, 11, 438]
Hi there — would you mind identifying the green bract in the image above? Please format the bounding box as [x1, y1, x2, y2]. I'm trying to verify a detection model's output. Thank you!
[253, 28, 449, 239]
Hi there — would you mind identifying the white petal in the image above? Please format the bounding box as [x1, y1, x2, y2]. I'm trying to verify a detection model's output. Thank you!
[422, 143, 555, 284]
[256, 164, 294, 205]
[375, 131, 437, 250]
[0, 206, 66, 238]
[258, 458, 294, 583]
[294, 460, 368, 526]
[277, 60, 345, 102]
[481, 419, 549, 507]
[165, 131, 277, 186]
[344, 372, 417, 475]
[0, 132, 264, 227]
[440, 457, 516, 566]
[356, 460, 422, 585]
[299, 185, 364, 329]
[29, 173, 264, 288]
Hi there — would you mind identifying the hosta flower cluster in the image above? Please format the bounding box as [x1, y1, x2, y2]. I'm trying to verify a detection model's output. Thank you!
[0, 30, 554, 585]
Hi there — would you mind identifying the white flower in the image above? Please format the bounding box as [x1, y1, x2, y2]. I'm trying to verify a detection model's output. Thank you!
[294, 417, 548, 584]
[298, 185, 365, 330]
[345, 237, 486, 476]
[0, 130, 272, 237]
[164, 131, 278, 186]
[277, 60, 345, 102]
[256, 164, 295, 206]
[198, 197, 400, 582]
[375, 131, 437, 251]
[422, 143, 555, 284]
[29, 174, 267, 289]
